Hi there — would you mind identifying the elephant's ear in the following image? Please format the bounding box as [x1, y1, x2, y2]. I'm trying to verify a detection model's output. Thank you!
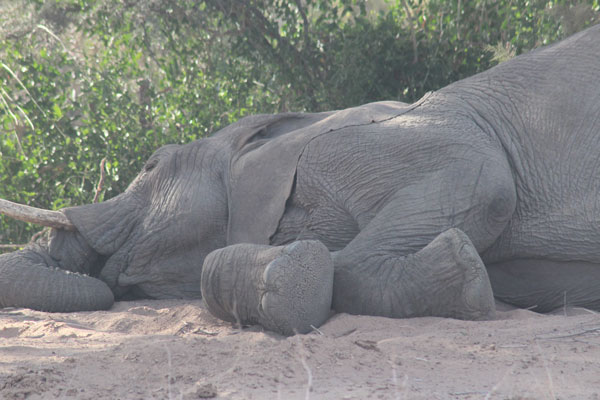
[223, 112, 331, 245]
[226, 95, 433, 245]
[214, 112, 333, 150]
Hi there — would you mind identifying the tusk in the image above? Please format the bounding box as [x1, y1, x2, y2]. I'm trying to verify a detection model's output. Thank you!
[0, 199, 75, 231]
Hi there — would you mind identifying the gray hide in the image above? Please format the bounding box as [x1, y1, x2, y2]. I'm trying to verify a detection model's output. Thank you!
[1, 25, 599, 335]
[227, 96, 430, 244]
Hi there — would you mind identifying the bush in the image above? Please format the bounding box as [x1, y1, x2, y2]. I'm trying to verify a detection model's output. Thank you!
[0, 0, 598, 246]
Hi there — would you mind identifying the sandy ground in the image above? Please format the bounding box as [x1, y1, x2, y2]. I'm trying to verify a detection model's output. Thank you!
[1, 300, 600, 400]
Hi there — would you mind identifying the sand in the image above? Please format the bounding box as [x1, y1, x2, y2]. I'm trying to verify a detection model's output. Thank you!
[1, 299, 600, 399]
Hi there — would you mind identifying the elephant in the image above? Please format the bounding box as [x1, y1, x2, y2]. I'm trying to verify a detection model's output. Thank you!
[1, 25, 599, 336]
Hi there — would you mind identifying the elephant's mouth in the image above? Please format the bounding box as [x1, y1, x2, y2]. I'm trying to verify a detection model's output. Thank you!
[0, 196, 176, 310]
[0, 198, 115, 311]
[0, 197, 136, 311]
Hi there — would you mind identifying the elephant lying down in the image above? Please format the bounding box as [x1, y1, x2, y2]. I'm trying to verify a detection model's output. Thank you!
[1, 25, 600, 335]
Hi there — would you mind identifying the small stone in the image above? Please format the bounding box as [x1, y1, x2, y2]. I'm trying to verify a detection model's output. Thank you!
[185, 383, 217, 399]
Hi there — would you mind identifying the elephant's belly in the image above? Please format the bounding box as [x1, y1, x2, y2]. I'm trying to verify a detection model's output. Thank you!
[487, 258, 600, 312]
[483, 210, 600, 264]
[481, 189, 600, 312]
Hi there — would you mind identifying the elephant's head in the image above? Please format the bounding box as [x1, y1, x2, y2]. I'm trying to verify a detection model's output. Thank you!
[65, 139, 230, 299]
[0, 138, 230, 311]
[0, 112, 329, 311]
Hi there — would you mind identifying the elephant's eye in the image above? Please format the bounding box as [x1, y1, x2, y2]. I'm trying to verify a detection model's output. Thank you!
[144, 158, 159, 172]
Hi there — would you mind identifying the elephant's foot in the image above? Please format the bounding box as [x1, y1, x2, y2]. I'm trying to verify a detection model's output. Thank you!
[201, 240, 334, 336]
[429, 228, 496, 320]
[333, 228, 495, 320]
[260, 241, 335, 334]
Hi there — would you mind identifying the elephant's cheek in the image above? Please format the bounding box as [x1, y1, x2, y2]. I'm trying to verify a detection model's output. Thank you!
[118, 250, 205, 299]
[63, 194, 141, 256]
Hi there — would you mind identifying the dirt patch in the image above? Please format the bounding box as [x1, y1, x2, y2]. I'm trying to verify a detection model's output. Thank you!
[1, 300, 600, 399]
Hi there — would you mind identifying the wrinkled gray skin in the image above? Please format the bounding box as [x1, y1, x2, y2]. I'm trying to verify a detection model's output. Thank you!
[1, 26, 599, 335]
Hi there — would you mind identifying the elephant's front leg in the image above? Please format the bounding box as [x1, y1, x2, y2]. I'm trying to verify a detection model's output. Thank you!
[201, 241, 334, 335]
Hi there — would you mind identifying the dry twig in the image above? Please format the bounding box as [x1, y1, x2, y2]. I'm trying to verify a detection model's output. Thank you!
[93, 158, 107, 203]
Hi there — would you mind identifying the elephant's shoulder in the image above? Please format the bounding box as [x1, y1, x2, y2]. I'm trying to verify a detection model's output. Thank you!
[225, 96, 432, 246]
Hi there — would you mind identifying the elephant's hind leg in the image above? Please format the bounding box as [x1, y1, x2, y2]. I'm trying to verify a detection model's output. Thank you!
[333, 228, 495, 319]
[201, 240, 333, 336]
[332, 157, 516, 320]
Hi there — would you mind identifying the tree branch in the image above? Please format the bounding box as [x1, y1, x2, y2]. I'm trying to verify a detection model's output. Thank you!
[0, 244, 25, 251]
[93, 158, 107, 203]
[294, 0, 312, 49]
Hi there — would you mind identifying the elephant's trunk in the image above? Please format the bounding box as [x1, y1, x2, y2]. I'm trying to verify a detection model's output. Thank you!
[0, 249, 114, 312]
[0, 199, 75, 230]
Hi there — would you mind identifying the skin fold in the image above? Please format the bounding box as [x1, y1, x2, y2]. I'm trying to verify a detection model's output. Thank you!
[1, 25, 599, 335]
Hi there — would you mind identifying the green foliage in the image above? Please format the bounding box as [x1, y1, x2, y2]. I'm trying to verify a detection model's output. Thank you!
[0, 0, 598, 246]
